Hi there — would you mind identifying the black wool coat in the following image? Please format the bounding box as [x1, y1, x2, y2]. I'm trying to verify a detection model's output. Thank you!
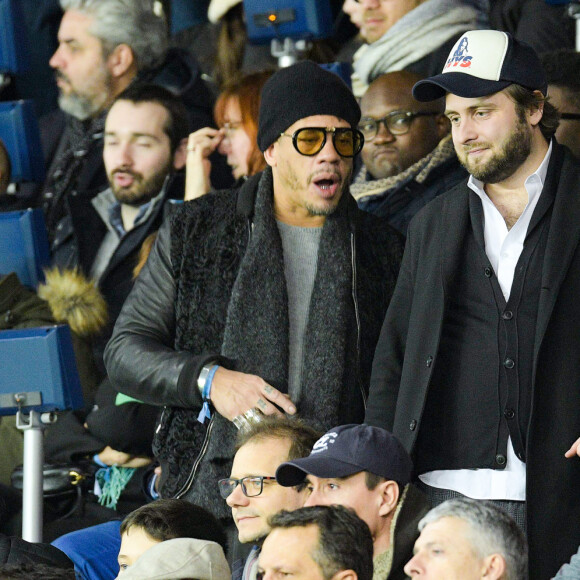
[366, 143, 580, 580]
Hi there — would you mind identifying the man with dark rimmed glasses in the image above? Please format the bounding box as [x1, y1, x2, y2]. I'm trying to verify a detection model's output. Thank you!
[351, 70, 467, 234]
[105, 61, 404, 540]
[541, 49, 580, 160]
[219, 417, 320, 580]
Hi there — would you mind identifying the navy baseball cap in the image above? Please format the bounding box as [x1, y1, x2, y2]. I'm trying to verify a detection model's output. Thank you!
[413, 30, 547, 102]
[276, 424, 413, 487]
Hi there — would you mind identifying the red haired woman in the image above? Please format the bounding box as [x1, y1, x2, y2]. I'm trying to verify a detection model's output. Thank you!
[185, 70, 273, 200]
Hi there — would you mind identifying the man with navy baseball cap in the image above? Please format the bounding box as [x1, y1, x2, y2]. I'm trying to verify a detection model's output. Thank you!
[276, 424, 430, 580]
[365, 29, 580, 579]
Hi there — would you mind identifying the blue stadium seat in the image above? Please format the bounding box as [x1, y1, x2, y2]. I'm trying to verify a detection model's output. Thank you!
[0, 0, 30, 75]
[0, 101, 45, 183]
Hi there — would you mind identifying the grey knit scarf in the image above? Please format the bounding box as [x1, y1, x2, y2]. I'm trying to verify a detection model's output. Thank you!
[351, 134, 457, 201]
[351, 0, 478, 97]
[221, 168, 352, 430]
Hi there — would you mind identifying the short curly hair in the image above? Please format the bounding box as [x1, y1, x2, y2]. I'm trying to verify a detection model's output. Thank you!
[235, 415, 321, 461]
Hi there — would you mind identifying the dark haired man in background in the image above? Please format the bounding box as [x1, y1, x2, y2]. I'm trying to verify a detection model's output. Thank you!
[51, 83, 188, 374]
[258, 505, 374, 580]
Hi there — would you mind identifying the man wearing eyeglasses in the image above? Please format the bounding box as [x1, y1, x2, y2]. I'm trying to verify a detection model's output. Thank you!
[351, 71, 467, 234]
[541, 50, 580, 160]
[219, 417, 320, 580]
[105, 61, 404, 529]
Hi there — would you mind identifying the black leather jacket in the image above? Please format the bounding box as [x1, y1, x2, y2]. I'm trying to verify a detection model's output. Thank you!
[105, 172, 404, 517]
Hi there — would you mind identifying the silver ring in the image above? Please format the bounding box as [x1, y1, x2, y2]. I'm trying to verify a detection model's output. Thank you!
[244, 408, 262, 424]
[233, 414, 249, 430]
[233, 407, 263, 431]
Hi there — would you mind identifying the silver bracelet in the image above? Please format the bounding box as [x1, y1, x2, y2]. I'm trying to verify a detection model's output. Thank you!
[197, 361, 218, 396]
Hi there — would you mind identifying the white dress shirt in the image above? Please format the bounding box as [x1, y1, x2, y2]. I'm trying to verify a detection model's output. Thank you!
[419, 142, 552, 501]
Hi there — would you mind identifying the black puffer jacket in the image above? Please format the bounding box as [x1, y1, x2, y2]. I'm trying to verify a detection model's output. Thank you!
[137, 48, 214, 138]
[105, 170, 404, 519]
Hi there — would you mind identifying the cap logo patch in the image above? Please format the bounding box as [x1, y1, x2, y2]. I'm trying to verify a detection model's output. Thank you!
[445, 36, 472, 70]
[311, 432, 338, 454]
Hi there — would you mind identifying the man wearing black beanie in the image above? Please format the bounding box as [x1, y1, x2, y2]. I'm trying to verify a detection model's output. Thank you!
[104, 61, 404, 539]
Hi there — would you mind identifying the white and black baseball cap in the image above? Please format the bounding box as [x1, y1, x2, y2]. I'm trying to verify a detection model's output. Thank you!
[413, 30, 548, 102]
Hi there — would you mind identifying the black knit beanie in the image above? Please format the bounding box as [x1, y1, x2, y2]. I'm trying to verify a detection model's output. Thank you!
[257, 60, 361, 152]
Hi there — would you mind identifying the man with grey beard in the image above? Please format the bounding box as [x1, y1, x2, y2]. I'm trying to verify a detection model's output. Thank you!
[366, 30, 580, 580]
[0, 0, 214, 242]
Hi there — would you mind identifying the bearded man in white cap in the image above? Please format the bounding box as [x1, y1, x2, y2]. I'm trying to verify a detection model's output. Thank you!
[365, 29, 580, 580]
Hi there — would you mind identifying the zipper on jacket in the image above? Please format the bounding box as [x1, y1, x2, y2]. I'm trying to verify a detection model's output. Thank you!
[156, 406, 168, 434]
[174, 415, 215, 499]
[350, 232, 366, 411]
[173, 217, 252, 500]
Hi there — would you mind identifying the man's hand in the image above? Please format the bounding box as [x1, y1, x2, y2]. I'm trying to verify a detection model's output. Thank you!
[565, 436, 580, 458]
[209, 367, 296, 422]
[97, 446, 152, 468]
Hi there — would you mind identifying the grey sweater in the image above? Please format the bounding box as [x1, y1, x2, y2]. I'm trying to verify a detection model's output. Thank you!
[277, 221, 322, 402]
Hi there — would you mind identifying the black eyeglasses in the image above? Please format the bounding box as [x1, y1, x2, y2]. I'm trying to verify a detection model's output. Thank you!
[218, 476, 277, 499]
[560, 113, 580, 121]
[358, 111, 440, 140]
[279, 127, 364, 158]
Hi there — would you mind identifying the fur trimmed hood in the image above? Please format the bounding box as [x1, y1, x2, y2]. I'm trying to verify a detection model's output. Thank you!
[38, 268, 108, 337]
